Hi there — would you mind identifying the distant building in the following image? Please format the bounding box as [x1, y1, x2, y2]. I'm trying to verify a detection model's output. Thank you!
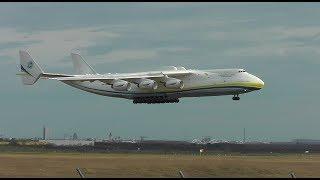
[72, 133, 78, 140]
[108, 132, 112, 141]
[41, 139, 94, 146]
[121, 139, 137, 143]
[43, 126, 47, 140]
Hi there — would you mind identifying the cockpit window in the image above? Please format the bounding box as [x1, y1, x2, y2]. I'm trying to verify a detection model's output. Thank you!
[238, 70, 246, 73]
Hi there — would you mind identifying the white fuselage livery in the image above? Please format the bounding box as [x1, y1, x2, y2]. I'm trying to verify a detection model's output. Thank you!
[62, 69, 264, 99]
[18, 50, 264, 104]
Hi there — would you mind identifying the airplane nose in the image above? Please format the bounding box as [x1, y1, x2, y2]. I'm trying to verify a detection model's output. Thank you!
[255, 77, 264, 89]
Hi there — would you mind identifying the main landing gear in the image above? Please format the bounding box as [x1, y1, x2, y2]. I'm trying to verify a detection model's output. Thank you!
[133, 97, 179, 104]
[232, 94, 240, 101]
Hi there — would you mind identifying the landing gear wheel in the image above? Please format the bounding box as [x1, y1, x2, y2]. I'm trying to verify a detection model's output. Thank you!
[132, 97, 180, 104]
[232, 95, 240, 101]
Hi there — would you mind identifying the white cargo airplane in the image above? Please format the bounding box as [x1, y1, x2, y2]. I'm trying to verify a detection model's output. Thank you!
[17, 50, 264, 104]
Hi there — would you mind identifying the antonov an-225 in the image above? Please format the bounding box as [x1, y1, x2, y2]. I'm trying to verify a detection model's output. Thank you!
[17, 50, 264, 104]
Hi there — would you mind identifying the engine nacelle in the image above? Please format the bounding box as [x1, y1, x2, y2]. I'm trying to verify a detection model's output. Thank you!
[111, 79, 131, 91]
[164, 78, 184, 89]
[138, 79, 158, 90]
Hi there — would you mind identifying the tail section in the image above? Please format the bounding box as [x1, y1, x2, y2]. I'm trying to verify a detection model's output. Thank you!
[71, 50, 97, 75]
[19, 50, 44, 85]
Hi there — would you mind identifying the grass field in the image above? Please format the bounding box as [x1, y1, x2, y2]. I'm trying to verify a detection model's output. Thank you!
[0, 152, 319, 178]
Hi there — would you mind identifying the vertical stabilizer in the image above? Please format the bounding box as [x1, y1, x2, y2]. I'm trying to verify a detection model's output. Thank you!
[71, 50, 97, 75]
[19, 50, 44, 85]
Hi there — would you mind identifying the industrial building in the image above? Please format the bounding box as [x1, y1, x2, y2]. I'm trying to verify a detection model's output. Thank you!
[40, 139, 94, 146]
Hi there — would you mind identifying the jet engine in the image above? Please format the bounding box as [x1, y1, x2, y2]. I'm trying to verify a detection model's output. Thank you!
[138, 79, 158, 90]
[111, 79, 131, 91]
[164, 78, 184, 89]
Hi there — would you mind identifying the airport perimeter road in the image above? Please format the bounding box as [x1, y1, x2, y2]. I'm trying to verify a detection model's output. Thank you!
[0, 153, 319, 178]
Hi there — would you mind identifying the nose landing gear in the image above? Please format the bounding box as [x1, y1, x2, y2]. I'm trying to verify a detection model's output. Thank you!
[232, 94, 240, 101]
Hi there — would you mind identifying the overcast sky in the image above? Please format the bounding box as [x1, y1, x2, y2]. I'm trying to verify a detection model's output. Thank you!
[1, 2, 320, 142]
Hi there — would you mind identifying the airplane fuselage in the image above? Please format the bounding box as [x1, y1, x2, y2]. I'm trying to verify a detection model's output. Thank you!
[62, 68, 264, 101]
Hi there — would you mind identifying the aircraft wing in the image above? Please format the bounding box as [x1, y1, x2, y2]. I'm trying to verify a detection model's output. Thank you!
[51, 71, 192, 84]
[51, 73, 165, 85]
